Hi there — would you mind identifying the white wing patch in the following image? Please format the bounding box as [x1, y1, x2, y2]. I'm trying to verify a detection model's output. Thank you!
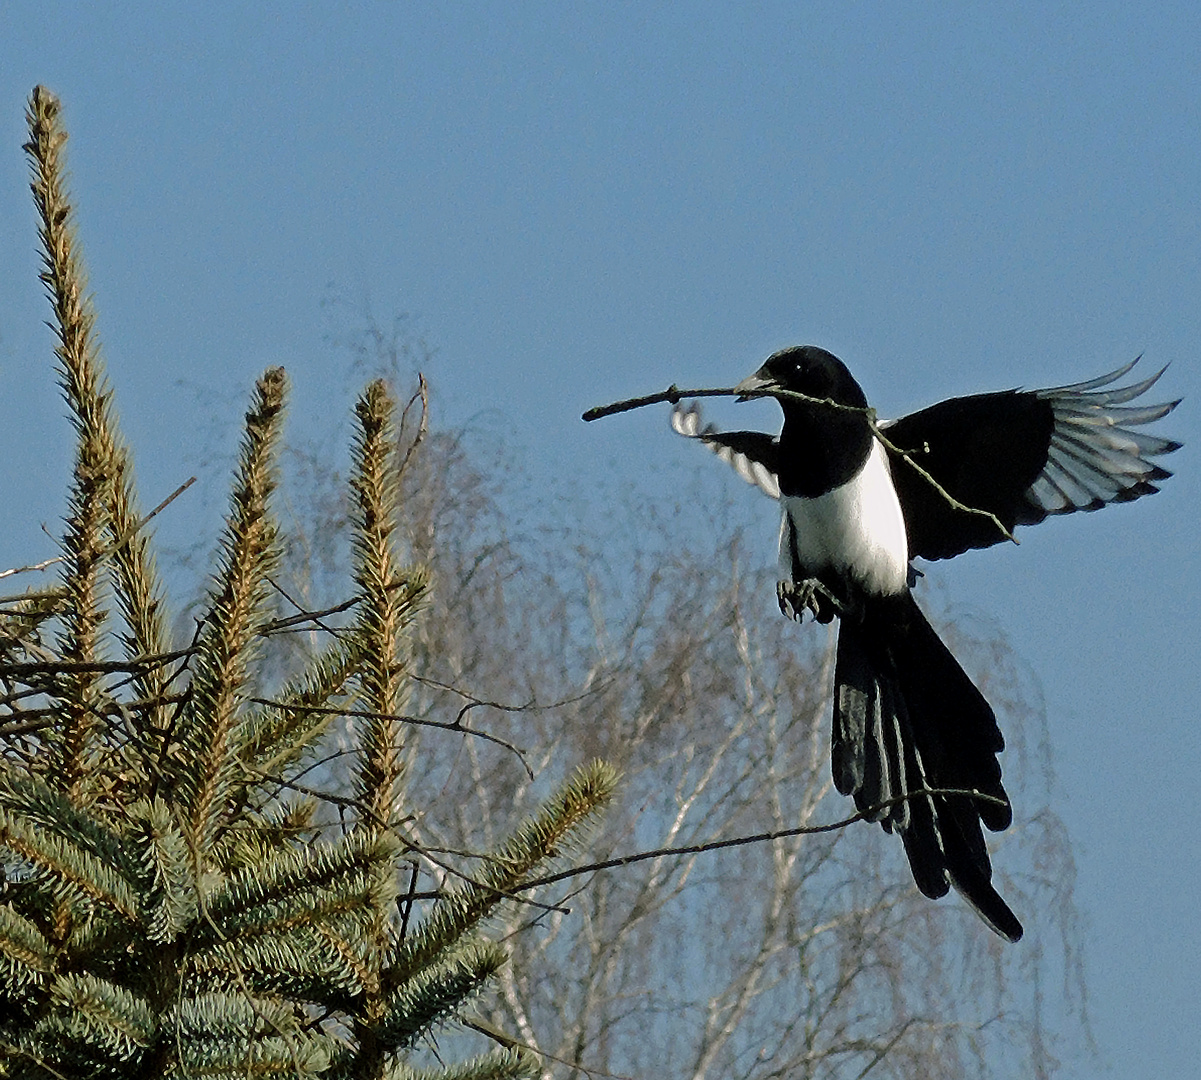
[1024, 358, 1181, 519]
[671, 402, 781, 499]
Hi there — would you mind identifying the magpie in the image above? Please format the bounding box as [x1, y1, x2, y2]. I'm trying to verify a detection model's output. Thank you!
[671, 345, 1180, 942]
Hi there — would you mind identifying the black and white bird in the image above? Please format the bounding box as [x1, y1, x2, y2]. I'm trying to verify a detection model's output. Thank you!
[671, 345, 1180, 942]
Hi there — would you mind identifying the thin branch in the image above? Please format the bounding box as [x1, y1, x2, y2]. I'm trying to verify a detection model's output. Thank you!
[583, 383, 1017, 545]
[398, 860, 420, 943]
[0, 715, 55, 739]
[582, 385, 736, 421]
[260, 578, 417, 634]
[0, 555, 63, 581]
[263, 597, 360, 631]
[266, 576, 345, 638]
[105, 474, 196, 561]
[0, 649, 192, 677]
[514, 787, 1008, 892]
[869, 424, 1018, 546]
[462, 1017, 634, 1080]
[395, 373, 429, 482]
[0, 693, 187, 736]
[245, 697, 534, 778]
[0, 473, 192, 595]
[852, 1018, 918, 1080]
[409, 671, 611, 726]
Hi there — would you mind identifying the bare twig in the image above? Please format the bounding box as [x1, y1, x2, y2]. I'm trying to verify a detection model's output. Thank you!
[514, 787, 1008, 893]
[462, 1016, 634, 1080]
[0, 477, 195, 584]
[0, 692, 187, 737]
[0, 649, 192, 678]
[0, 555, 63, 582]
[261, 577, 419, 634]
[582, 384, 737, 421]
[108, 475, 196, 555]
[398, 861, 420, 943]
[395, 373, 429, 482]
[583, 383, 1017, 545]
[246, 697, 534, 778]
[265, 576, 349, 639]
[411, 671, 610, 726]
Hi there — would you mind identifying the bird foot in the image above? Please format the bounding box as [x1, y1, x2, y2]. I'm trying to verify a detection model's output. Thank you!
[777, 579, 842, 623]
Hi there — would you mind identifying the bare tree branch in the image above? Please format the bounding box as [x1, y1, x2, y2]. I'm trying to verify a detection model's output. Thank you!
[583, 383, 1018, 545]
[515, 788, 1007, 893]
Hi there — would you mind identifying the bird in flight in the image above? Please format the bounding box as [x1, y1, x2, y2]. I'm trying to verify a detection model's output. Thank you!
[671, 345, 1180, 941]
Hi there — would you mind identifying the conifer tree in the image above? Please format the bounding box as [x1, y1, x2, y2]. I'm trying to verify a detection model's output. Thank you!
[0, 85, 615, 1080]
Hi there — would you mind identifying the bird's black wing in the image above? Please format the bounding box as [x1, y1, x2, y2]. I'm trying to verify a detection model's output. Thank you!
[883, 357, 1181, 560]
[671, 402, 781, 499]
[671, 360, 1180, 561]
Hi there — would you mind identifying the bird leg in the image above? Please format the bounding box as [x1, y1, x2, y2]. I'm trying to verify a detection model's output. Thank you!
[777, 578, 843, 623]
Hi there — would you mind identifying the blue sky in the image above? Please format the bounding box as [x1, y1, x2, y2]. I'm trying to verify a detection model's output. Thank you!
[1, 4, 1198, 1076]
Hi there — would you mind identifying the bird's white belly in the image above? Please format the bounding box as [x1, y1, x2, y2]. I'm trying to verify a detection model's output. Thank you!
[778, 439, 909, 596]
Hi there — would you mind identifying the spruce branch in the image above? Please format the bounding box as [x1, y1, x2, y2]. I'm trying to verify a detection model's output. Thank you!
[127, 798, 197, 944]
[344, 381, 432, 1080]
[390, 761, 617, 984]
[169, 992, 334, 1076]
[233, 638, 361, 788]
[0, 769, 138, 919]
[378, 940, 507, 1051]
[0, 903, 54, 993]
[23, 86, 183, 801]
[103, 472, 188, 756]
[5, 87, 620, 1079]
[349, 380, 429, 830]
[25, 84, 117, 798]
[199, 830, 399, 944]
[178, 368, 287, 857]
[43, 972, 155, 1060]
[376, 1048, 537, 1080]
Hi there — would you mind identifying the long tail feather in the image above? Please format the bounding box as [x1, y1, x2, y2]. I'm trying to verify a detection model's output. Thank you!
[834, 593, 1023, 942]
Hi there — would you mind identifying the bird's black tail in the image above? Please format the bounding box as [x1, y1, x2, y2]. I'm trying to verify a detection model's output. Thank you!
[832, 592, 1023, 942]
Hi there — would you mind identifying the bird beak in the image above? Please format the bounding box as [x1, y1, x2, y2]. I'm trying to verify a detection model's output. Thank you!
[734, 368, 779, 402]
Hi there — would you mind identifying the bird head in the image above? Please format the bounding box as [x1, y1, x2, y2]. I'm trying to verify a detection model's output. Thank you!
[735, 346, 867, 410]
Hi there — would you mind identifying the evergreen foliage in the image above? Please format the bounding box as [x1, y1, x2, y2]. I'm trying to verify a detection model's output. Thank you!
[0, 86, 616, 1080]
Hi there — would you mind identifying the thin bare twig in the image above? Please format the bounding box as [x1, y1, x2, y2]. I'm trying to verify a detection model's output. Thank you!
[0, 649, 192, 678]
[110, 475, 196, 554]
[462, 1016, 634, 1080]
[0, 555, 63, 582]
[0, 476, 196, 584]
[260, 576, 418, 634]
[583, 383, 1017, 545]
[514, 787, 1008, 893]
[395, 373, 429, 482]
[266, 576, 348, 639]
[409, 672, 611, 726]
[582, 385, 734, 421]
[246, 697, 534, 778]
[0, 693, 187, 737]
[398, 861, 420, 943]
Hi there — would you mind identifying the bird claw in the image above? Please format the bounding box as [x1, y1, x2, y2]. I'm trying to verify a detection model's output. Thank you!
[777, 579, 842, 623]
